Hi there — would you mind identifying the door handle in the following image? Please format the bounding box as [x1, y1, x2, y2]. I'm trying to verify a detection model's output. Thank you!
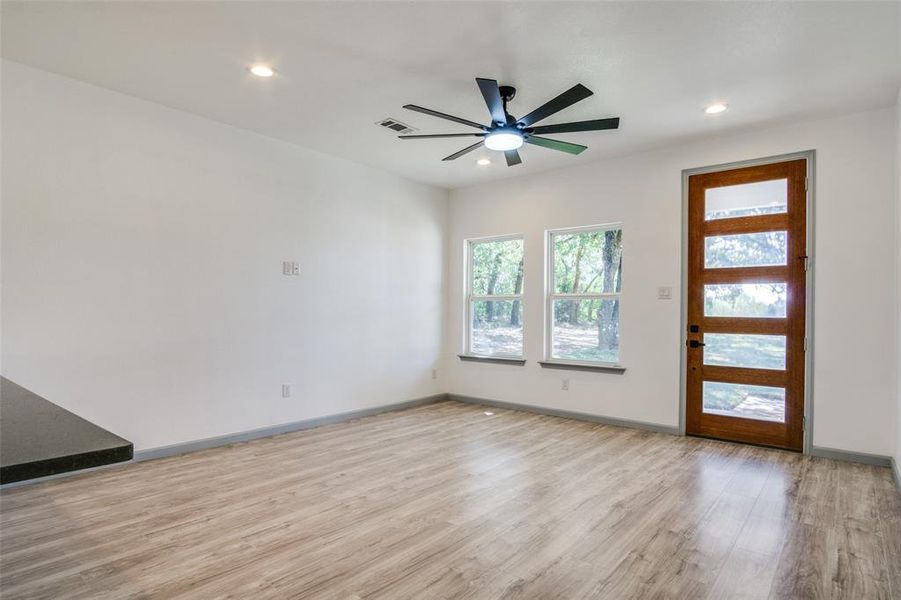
[687, 340, 705, 348]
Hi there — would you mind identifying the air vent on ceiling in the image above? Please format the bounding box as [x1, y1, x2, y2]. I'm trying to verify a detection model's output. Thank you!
[376, 117, 417, 135]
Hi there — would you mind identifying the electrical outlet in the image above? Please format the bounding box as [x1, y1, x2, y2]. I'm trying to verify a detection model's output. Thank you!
[561, 378, 570, 391]
[281, 384, 291, 398]
[282, 261, 299, 276]
[657, 286, 673, 300]
[431, 369, 438, 380]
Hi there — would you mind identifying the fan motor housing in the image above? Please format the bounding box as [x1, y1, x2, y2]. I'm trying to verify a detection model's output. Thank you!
[499, 85, 516, 102]
[498, 86, 517, 125]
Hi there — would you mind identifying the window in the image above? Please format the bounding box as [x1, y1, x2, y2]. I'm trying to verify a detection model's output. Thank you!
[465, 236, 524, 358]
[547, 225, 623, 365]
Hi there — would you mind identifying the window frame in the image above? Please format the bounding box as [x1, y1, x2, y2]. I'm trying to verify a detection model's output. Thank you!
[464, 233, 526, 359]
[545, 223, 624, 368]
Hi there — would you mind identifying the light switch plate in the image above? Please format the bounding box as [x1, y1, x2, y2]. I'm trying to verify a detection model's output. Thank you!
[282, 261, 300, 276]
[657, 286, 673, 300]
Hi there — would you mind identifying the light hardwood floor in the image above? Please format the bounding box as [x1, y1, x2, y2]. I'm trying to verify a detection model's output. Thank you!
[1, 400, 899, 599]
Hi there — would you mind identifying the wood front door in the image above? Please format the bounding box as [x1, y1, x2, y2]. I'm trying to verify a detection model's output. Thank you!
[686, 159, 807, 451]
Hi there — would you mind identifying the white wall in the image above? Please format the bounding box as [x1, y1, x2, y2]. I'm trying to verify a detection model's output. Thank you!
[3, 60, 898, 460]
[895, 87, 901, 472]
[1, 61, 448, 452]
[447, 107, 898, 457]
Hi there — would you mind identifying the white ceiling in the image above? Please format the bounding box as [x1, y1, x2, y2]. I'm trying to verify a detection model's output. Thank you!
[3, 1, 899, 189]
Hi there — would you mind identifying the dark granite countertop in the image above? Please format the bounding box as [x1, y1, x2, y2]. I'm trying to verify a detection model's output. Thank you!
[1, 377, 133, 484]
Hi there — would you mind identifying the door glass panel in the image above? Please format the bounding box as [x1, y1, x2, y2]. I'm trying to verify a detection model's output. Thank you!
[703, 381, 785, 423]
[705, 231, 787, 269]
[705, 283, 787, 318]
[704, 334, 786, 370]
[705, 179, 787, 220]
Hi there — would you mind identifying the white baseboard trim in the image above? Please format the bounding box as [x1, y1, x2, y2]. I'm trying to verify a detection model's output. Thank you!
[8, 392, 896, 489]
[134, 393, 447, 462]
[809, 445, 893, 468]
[448, 393, 681, 435]
[2, 393, 447, 488]
[448, 396, 898, 473]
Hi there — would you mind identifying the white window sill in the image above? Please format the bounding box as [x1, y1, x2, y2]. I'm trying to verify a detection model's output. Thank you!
[458, 354, 526, 366]
[537, 360, 626, 373]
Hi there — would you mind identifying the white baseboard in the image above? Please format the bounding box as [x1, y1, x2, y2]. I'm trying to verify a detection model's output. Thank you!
[809, 445, 892, 468]
[7, 392, 897, 491]
[134, 393, 447, 461]
[448, 393, 681, 435]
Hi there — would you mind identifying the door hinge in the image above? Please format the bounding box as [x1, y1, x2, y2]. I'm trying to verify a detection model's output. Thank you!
[803, 337, 808, 352]
[804, 177, 808, 191]
[802, 416, 807, 431]
[801, 256, 809, 271]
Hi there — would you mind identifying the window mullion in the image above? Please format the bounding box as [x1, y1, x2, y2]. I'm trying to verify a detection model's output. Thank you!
[471, 294, 521, 302]
[549, 293, 620, 300]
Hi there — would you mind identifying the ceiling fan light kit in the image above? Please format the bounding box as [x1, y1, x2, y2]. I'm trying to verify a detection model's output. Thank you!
[398, 77, 619, 167]
[484, 129, 523, 151]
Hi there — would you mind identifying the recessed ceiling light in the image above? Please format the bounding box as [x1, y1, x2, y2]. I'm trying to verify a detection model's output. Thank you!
[250, 64, 275, 78]
[476, 158, 491, 166]
[484, 411, 494, 416]
[705, 103, 727, 115]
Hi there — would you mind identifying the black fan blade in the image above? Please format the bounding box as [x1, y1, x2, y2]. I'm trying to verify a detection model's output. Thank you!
[528, 117, 619, 135]
[516, 84, 593, 127]
[504, 150, 522, 167]
[403, 104, 487, 130]
[526, 135, 587, 155]
[442, 141, 484, 161]
[399, 133, 485, 139]
[476, 78, 507, 125]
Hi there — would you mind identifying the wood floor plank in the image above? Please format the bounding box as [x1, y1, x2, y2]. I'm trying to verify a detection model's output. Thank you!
[1, 400, 898, 599]
[705, 547, 780, 600]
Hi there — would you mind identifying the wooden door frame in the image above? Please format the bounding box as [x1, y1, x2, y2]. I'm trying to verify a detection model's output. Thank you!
[679, 150, 815, 453]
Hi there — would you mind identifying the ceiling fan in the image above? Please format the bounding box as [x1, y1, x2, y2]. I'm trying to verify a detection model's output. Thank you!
[398, 78, 619, 166]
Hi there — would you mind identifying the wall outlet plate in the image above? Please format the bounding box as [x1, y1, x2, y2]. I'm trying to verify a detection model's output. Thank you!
[657, 286, 673, 300]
